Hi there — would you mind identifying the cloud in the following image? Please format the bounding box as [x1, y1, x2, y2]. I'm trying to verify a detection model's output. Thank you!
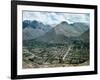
[23, 11, 90, 25]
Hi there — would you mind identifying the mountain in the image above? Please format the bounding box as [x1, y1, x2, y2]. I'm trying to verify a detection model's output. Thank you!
[23, 20, 31, 29]
[35, 21, 81, 43]
[23, 20, 89, 41]
[71, 22, 89, 34]
[36, 28, 69, 43]
[29, 20, 51, 32]
[23, 20, 52, 32]
[23, 27, 45, 40]
[23, 20, 52, 40]
[54, 21, 80, 37]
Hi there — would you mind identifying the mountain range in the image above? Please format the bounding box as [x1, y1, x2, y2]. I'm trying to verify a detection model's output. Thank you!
[23, 20, 89, 43]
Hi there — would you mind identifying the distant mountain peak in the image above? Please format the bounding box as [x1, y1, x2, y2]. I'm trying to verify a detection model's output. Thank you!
[61, 21, 69, 25]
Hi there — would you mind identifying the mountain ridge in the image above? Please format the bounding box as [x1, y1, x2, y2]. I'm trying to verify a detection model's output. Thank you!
[23, 20, 89, 41]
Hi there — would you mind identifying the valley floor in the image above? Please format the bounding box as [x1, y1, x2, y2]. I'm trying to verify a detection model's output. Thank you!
[22, 45, 89, 69]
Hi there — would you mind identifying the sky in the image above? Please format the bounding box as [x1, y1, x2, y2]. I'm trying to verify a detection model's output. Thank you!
[23, 11, 90, 25]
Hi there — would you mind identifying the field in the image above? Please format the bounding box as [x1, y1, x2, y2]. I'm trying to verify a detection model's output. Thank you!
[22, 40, 89, 68]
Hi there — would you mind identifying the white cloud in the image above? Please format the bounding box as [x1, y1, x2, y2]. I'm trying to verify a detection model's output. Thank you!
[23, 11, 90, 25]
